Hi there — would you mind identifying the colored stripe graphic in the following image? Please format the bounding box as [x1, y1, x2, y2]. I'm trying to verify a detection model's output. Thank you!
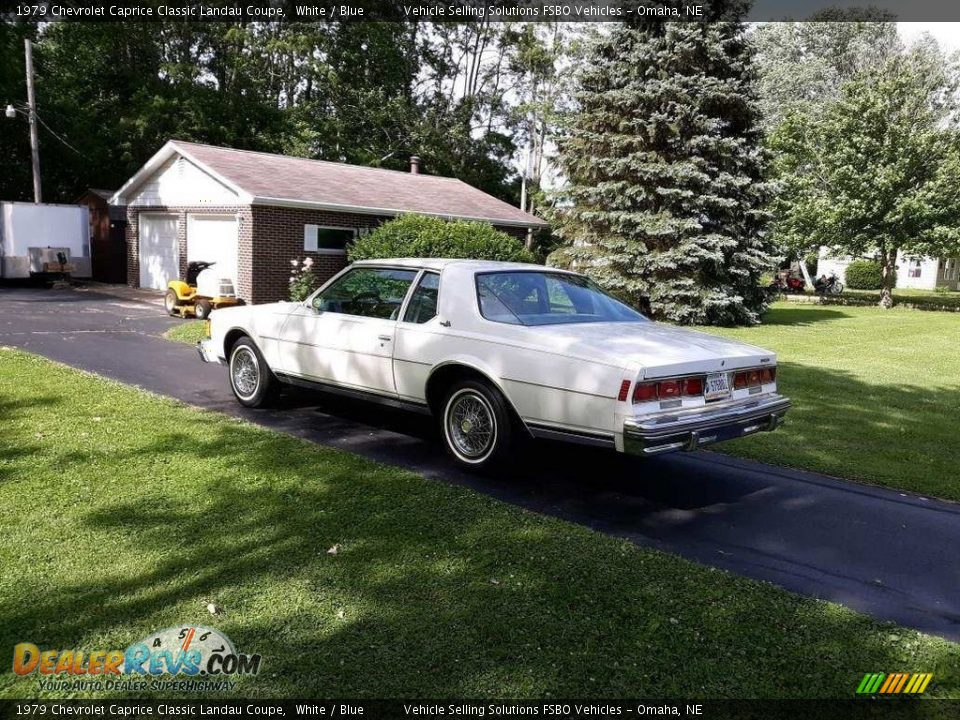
[857, 673, 885, 694]
[858, 673, 932, 695]
[879, 674, 897, 693]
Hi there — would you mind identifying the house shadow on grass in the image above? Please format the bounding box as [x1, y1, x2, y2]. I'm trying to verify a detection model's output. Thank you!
[2, 390, 959, 698]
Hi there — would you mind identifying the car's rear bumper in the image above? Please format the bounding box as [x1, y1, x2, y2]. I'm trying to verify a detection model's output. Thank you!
[623, 393, 791, 457]
[197, 339, 224, 365]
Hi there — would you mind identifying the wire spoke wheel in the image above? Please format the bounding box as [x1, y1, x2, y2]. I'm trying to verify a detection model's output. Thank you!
[445, 390, 497, 462]
[230, 346, 260, 400]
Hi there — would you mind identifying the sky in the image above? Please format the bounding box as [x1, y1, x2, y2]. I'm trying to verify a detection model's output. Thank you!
[898, 23, 960, 53]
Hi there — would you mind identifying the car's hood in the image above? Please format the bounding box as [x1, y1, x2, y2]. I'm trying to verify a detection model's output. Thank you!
[525, 321, 775, 377]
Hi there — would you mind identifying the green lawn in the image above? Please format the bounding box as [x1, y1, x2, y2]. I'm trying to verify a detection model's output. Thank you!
[164, 320, 207, 344]
[705, 303, 960, 500]
[1, 347, 958, 699]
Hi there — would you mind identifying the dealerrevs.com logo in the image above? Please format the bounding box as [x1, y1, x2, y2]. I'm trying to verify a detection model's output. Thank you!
[13, 626, 262, 693]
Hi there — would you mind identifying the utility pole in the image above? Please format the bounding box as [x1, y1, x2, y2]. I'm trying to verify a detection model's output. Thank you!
[24, 38, 41, 204]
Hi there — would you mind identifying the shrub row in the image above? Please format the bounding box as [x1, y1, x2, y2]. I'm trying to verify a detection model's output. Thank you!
[347, 214, 536, 264]
[817, 289, 960, 312]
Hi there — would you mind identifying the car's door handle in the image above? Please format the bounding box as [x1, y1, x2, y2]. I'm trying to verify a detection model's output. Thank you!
[378, 335, 392, 342]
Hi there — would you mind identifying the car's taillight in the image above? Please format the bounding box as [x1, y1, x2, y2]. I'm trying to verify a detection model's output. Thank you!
[633, 366, 775, 404]
[618, 380, 631, 402]
[632, 376, 706, 403]
[659, 379, 681, 398]
[734, 367, 771, 389]
[632, 382, 658, 403]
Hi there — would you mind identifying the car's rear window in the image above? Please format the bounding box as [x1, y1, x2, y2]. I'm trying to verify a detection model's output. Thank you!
[475, 271, 646, 326]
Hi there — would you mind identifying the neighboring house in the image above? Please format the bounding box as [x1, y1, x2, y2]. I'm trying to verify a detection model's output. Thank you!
[109, 141, 547, 303]
[816, 248, 960, 291]
[75, 189, 127, 284]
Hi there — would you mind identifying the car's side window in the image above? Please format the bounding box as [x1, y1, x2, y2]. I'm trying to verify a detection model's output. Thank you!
[402, 272, 440, 324]
[313, 268, 418, 320]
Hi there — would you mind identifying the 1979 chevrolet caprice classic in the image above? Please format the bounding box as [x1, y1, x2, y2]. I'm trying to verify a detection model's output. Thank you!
[199, 259, 790, 469]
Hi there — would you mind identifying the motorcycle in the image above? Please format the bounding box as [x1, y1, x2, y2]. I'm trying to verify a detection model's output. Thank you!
[768, 273, 807, 296]
[814, 273, 844, 295]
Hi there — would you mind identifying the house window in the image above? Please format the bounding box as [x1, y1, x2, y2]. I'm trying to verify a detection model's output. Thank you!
[304, 225, 356, 254]
[908, 259, 922, 278]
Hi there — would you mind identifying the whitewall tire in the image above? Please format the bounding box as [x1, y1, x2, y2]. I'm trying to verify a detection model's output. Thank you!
[229, 337, 277, 408]
[441, 380, 513, 471]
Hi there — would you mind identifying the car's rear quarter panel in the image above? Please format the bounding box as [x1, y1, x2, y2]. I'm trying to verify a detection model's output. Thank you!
[395, 264, 626, 438]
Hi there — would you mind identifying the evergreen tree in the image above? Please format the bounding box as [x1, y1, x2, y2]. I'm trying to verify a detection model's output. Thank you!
[548, 20, 773, 326]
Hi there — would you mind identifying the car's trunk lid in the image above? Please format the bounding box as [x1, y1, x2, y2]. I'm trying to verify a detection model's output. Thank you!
[527, 321, 774, 377]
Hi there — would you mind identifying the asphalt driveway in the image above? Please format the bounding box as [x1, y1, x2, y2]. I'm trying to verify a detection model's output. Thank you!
[3, 284, 959, 641]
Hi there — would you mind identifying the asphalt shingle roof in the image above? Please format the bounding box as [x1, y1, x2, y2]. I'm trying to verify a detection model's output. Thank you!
[172, 141, 546, 228]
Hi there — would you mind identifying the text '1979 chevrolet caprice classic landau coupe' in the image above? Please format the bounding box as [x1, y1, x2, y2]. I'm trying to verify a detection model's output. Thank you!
[198, 259, 790, 470]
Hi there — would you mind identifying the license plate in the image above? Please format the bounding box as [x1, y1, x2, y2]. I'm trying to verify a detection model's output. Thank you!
[704, 372, 731, 401]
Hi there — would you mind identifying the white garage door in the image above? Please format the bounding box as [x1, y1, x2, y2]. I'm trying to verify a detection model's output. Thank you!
[139, 214, 179, 290]
[187, 214, 238, 285]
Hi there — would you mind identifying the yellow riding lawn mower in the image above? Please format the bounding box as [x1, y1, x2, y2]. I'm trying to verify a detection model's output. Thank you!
[164, 261, 245, 320]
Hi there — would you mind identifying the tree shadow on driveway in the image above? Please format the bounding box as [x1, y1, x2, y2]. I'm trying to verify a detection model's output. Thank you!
[3, 404, 959, 698]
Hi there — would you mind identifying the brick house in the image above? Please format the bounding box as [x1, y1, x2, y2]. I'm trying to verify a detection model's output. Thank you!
[109, 140, 547, 303]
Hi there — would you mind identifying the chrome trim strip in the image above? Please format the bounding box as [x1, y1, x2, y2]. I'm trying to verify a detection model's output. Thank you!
[393, 357, 432, 367]
[275, 371, 431, 415]
[526, 422, 616, 449]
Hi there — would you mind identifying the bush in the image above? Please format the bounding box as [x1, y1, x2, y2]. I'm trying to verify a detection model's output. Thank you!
[288, 257, 319, 301]
[844, 260, 889, 290]
[347, 214, 536, 264]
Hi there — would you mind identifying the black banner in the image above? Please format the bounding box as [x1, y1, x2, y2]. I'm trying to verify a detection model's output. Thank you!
[3, 0, 960, 23]
[1, 700, 959, 720]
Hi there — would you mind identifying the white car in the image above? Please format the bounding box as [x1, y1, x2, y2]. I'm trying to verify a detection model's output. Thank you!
[199, 259, 790, 470]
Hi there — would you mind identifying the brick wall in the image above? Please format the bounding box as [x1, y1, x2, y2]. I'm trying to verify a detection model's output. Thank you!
[248, 206, 392, 304]
[128, 203, 537, 304]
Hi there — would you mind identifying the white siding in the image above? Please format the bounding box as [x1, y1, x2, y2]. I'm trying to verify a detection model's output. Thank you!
[815, 250, 853, 283]
[895, 254, 940, 290]
[128, 155, 239, 207]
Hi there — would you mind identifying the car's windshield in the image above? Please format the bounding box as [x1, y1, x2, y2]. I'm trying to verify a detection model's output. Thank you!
[476, 271, 647, 326]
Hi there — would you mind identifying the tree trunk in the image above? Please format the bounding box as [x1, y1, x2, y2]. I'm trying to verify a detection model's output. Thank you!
[879, 249, 897, 309]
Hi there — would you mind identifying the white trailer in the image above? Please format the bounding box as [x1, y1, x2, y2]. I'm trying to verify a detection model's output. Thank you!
[0, 201, 91, 279]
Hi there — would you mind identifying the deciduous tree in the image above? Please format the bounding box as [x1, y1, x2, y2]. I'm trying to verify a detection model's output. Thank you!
[770, 47, 960, 307]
